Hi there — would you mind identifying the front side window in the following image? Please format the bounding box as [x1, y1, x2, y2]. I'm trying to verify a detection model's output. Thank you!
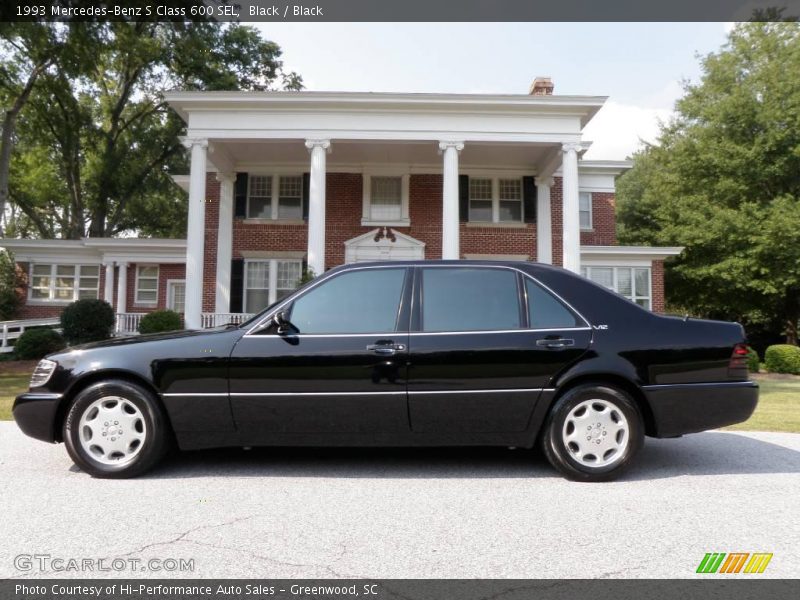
[245, 259, 303, 312]
[370, 176, 402, 221]
[421, 267, 520, 332]
[289, 268, 406, 334]
[525, 278, 579, 329]
[247, 174, 303, 220]
[29, 264, 100, 302]
[579, 192, 593, 230]
[582, 266, 652, 310]
[135, 266, 159, 304]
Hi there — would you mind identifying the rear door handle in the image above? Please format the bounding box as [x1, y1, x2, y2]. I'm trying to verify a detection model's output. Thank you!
[536, 338, 575, 349]
[366, 343, 406, 355]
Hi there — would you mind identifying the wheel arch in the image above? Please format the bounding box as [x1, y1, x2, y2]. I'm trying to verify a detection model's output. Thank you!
[552, 373, 657, 437]
[54, 370, 168, 443]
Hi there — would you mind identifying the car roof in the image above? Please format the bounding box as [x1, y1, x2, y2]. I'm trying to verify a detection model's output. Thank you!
[329, 260, 562, 273]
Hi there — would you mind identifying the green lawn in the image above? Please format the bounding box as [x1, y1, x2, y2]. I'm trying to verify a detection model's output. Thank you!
[0, 362, 798, 432]
[724, 376, 800, 433]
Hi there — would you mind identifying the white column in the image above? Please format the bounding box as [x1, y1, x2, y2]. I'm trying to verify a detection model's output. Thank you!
[535, 177, 553, 264]
[561, 142, 581, 273]
[215, 172, 235, 314]
[305, 139, 330, 275]
[439, 141, 464, 260]
[182, 137, 208, 329]
[116, 262, 128, 314]
[103, 262, 115, 304]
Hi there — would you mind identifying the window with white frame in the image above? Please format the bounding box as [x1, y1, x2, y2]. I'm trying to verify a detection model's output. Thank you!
[247, 174, 303, 220]
[167, 280, 186, 313]
[362, 174, 409, 225]
[579, 192, 593, 230]
[29, 264, 100, 302]
[244, 259, 303, 312]
[135, 265, 159, 305]
[468, 177, 523, 223]
[582, 266, 651, 310]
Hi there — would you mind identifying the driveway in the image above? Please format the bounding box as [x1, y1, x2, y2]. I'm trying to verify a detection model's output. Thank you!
[0, 422, 798, 579]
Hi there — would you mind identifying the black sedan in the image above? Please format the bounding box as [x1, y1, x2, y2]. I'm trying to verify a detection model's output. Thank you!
[14, 261, 758, 481]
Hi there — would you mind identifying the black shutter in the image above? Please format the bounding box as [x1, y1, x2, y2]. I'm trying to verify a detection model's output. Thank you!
[522, 176, 536, 223]
[302, 172, 310, 220]
[458, 174, 469, 222]
[234, 173, 248, 218]
[230, 259, 244, 313]
[302, 257, 308, 277]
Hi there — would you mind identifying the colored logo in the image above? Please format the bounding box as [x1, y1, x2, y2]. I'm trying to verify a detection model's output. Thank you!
[696, 552, 773, 574]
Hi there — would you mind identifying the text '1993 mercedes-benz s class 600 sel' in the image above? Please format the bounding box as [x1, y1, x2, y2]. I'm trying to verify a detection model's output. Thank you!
[14, 261, 758, 481]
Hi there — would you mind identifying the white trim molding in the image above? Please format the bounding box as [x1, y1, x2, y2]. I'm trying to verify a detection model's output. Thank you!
[580, 245, 684, 262]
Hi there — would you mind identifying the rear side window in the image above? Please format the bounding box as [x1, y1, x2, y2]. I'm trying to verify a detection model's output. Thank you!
[421, 267, 521, 332]
[289, 268, 406, 334]
[525, 278, 579, 329]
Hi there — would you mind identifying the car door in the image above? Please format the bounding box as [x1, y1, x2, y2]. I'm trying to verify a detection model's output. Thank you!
[229, 266, 411, 437]
[406, 265, 592, 433]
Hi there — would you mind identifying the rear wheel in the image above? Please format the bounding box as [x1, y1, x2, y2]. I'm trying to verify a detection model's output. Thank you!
[541, 384, 644, 482]
[63, 380, 170, 479]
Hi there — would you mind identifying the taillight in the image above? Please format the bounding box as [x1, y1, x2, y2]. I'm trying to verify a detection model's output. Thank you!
[729, 343, 750, 377]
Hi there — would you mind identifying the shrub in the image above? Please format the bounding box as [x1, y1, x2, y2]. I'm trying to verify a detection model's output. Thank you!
[60, 299, 115, 345]
[138, 310, 183, 334]
[746, 346, 760, 373]
[764, 344, 800, 375]
[0, 249, 23, 320]
[15, 328, 66, 360]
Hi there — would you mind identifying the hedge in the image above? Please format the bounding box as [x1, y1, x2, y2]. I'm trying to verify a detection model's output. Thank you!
[138, 310, 183, 334]
[764, 344, 800, 375]
[60, 299, 115, 345]
[15, 328, 66, 360]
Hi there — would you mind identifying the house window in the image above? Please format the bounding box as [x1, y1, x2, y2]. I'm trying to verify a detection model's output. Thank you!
[468, 177, 523, 223]
[362, 174, 409, 225]
[135, 266, 159, 305]
[370, 177, 402, 221]
[29, 264, 100, 303]
[244, 259, 303, 312]
[582, 266, 651, 310]
[579, 192, 593, 230]
[247, 174, 303, 220]
[167, 280, 186, 313]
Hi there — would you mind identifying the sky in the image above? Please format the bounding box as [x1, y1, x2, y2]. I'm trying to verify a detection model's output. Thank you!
[254, 22, 732, 160]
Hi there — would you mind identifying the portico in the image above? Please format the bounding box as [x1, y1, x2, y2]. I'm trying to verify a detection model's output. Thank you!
[167, 90, 605, 329]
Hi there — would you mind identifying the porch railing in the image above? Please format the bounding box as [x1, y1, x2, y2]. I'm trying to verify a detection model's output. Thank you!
[115, 312, 254, 335]
[0, 318, 62, 353]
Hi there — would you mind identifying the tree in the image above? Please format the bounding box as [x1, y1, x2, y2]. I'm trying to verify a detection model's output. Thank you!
[617, 22, 800, 343]
[1, 21, 302, 239]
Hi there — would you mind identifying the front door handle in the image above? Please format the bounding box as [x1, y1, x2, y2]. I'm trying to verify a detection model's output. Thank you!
[536, 338, 575, 349]
[366, 343, 406, 355]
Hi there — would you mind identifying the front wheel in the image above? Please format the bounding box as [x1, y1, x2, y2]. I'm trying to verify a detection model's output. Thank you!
[541, 384, 644, 482]
[63, 380, 171, 479]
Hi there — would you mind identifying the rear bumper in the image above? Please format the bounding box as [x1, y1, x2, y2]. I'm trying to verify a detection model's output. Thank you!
[13, 392, 63, 443]
[642, 381, 758, 438]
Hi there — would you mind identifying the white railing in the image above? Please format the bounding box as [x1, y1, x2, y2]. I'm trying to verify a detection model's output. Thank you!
[115, 312, 254, 335]
[0, 318, 61, 353]
[115, 313, 146, 335]
[200, 312, 254, 328]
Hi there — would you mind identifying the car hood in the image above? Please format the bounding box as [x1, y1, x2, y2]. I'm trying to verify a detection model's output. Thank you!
[56, 326, 239, 353]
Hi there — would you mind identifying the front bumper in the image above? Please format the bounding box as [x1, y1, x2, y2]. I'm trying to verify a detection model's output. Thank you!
[13, 392, 64, 443]
[643, 381, 758, 438]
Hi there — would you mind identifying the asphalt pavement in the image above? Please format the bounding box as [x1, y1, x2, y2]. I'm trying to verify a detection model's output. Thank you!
[0, 422, 798, 579]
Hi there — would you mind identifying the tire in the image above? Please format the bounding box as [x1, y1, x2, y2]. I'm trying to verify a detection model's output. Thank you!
[63, 379, 171, 479]
[541, 384, 644, 482]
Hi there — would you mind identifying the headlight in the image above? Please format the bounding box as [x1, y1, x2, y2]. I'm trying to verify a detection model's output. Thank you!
[30, 359, 57, 388]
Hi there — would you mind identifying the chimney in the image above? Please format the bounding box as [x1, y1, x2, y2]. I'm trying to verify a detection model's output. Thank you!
[529, 77, 554, 96]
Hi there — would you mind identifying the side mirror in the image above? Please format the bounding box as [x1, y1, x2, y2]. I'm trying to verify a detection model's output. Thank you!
[272, 310, 295, 334]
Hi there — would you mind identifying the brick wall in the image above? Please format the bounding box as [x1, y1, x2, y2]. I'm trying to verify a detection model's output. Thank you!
[580, 191, 616, 246]
[652, 259, 665, 314]
[551, 177, 563, 266]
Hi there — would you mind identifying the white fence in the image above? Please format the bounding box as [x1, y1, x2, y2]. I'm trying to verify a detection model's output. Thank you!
[0, 313, 257, 350]
[0, 318, 61, 353]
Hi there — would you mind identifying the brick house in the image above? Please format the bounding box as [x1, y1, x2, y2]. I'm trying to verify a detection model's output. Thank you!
[2, 80, 681, 332]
